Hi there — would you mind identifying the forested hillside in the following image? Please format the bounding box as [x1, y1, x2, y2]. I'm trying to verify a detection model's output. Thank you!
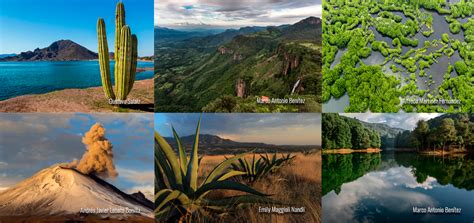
[155, 17, 322, 112]
[322, 113, 381, 149]
[394, 113, 474, 151]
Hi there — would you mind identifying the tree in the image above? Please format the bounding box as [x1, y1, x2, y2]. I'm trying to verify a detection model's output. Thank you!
[437, 118, 457, 152]
[412, 120, 429, 151]
[351, 124, 371, 149]
[454, 60, 469, 76]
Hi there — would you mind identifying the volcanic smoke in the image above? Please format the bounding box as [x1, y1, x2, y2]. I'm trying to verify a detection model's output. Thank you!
[69, 123, 118, 179]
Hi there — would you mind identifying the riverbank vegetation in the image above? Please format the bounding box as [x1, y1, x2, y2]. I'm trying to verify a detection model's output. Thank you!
[323, 0, 474, 112]
[391, 114, 474, 152]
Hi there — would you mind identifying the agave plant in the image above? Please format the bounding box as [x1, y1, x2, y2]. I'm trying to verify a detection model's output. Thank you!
[155, 117, 275, 222]
[230, 153, 296, 183]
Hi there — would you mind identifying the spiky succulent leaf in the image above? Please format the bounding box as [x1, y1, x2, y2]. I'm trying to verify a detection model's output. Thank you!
[172, 126, 187, 173]
[186, 115, 201, 191]
[155, 131, 183, 187]
[201, 152, 248, 185]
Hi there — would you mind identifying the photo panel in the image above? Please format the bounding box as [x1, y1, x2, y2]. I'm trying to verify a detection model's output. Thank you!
[322, 1, 473, 113]
[0, 0, 154, 113]
[154, 113, 321, 222]
[0, 113, 154, 222]
[154, 0, 322, 113]
[322, 113, 474, 223]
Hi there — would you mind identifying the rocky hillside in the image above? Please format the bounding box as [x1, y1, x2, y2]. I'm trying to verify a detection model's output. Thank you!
[155, 17, 322, 112]
[0, 40, 97, 61]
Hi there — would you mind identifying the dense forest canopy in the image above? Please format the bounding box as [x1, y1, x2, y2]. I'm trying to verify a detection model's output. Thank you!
[322, 113, 381, 149]
[395, 113, 474, 151]
[373, 114, 474, 151]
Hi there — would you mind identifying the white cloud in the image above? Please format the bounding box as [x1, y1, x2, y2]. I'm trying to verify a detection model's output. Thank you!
[323, 166, 439, 222]
[341, 113, 443, 130]
[155, 0, 322, 27]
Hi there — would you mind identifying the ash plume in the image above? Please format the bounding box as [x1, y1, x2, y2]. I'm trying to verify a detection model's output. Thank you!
[72, 123, 118, 179]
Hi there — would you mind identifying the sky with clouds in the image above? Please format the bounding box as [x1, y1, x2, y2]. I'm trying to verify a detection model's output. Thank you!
[155, 113, 321, 145]
[155, 0, 322, 29]
[0, 113, 154, 199]
[340, 113, 443, 130]
[323, 166, 440, 222]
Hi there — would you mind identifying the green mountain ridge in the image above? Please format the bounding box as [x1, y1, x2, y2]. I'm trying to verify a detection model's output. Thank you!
[359, 121, 405, 138]
[154, 17, 322, 112]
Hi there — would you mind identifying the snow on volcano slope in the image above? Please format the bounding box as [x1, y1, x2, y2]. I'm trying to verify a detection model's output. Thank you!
[0, 165, 153, 218]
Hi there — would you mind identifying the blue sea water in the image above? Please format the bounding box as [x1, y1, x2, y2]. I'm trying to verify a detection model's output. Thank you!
[0, 61, 153, 100]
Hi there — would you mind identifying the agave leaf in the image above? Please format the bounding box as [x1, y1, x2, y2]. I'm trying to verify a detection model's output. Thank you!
[193, 180, 268, 200]
[217, 170, 246, 181]
[155, 131, 183, 187]
[155, 156, 167, 189]
[155, 206, 174, 221]
[244, 158, 251, 175]
[172, 126, 187, 174]
[237, 157, 246, 172]
[186, 115, 201, 191]
[155, 144, 178, 189]
[201, 152, 248, 186]
[155, 190, 192, 212]
[155, 189, 172, 203]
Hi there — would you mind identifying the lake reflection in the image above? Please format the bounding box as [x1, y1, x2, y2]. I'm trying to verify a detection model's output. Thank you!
[322, 153, 474, 223]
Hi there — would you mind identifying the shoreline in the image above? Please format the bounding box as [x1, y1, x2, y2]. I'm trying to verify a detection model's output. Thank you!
[1, 68, 153, 101]
[0, 78, 153, 112]
[419, 149, 468, 156]
[322, 148, 382, 154]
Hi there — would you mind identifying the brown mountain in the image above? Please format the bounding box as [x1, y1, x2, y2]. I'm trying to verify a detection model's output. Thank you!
[163, 134, 319, 155]
[0, 40, 98, 61]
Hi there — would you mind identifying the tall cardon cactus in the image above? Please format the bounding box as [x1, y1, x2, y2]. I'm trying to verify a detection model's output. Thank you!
[97, 2, 138, 101]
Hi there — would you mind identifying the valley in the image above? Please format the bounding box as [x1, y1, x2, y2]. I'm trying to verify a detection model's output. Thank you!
[154, 17, 322, 112]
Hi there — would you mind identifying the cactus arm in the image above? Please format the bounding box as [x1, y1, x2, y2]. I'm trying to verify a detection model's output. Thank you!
[114, 2, 125, 94]
[126, 34, 138, 96]
[116, 25, 132, 100]
[97, 18, 115, 100]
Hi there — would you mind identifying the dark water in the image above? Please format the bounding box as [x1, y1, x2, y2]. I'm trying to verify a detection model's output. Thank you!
[0, 61, 154, 100]
[322, 152, 474, 223]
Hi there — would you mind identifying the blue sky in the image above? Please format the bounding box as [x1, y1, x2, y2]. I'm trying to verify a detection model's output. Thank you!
[155, 113, 321, 145]
[0, 113, 154, 199]
[0, 0, 153, 56]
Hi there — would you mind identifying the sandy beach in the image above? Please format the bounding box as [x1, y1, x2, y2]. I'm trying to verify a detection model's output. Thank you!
[0, 78, 154, 113]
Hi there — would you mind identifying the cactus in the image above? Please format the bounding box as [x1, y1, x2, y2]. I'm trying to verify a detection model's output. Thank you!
[97, 2, 137, 101]
[97, 19, 115, 99]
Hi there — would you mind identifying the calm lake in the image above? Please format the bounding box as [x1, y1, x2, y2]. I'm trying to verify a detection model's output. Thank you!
[322, 152, 474, 223]
[0, 61, 153, 100]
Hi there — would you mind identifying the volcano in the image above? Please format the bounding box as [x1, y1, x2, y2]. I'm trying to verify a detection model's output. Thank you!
[0, 165, 153, 221]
